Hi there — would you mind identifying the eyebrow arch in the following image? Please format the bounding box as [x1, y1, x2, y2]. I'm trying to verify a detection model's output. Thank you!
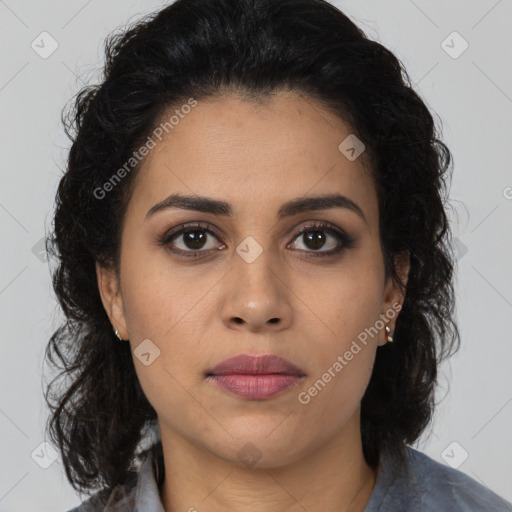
[145, 192, 368, 225]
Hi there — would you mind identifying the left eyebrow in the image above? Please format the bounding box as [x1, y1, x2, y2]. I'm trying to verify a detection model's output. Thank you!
[145, 192, 368, 226]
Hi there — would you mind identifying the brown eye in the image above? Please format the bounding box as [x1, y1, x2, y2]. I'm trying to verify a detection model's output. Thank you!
[157, 221, 226, 258]
[178, 229, 210, 250]
[287, 222, 356, 259]
[301, 230, 331, 251]
[168, 227, 221, 253]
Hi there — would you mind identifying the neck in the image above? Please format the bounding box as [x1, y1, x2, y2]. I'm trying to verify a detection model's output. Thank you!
[159, 412, 377, 512]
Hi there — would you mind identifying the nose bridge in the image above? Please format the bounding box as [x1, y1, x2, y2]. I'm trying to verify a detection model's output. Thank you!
[221, 234, 292, 330]
[233, 234, 280, 297]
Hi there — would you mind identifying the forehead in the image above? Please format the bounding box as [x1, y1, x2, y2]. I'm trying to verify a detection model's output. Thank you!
[126, 91, 378, 229]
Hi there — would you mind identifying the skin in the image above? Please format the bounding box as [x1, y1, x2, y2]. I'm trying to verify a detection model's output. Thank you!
[97, 90, 410, 512]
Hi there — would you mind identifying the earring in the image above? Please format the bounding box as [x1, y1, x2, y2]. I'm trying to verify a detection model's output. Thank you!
[114, 327, 124, 341]
[385, 325, 394, 343]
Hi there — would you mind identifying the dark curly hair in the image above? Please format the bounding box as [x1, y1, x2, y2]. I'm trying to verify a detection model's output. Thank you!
[43, 0, 461, 504]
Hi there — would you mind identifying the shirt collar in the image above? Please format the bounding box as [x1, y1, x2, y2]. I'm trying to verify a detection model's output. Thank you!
[134, 449, 166, 512]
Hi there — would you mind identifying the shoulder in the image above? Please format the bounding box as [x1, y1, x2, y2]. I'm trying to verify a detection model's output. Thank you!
[366, 446, 512, 511]
[65, 480, 138, 512]
[406, 447, 511, 510]
[64, 444, 163, 512]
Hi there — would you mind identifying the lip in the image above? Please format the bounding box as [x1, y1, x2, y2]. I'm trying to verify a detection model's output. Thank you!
[207, 353, 305, 376]
[206, 353, 306, 400]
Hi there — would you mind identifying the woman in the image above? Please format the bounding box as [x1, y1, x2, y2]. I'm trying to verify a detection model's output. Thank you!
[44, 0, 511, 510]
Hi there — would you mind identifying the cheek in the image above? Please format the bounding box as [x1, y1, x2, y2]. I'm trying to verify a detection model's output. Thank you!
[119, 247, 222, 399]
[296, 260, 384, 346]
[119, 243, 218, 341]
[293, 263, 383, 404]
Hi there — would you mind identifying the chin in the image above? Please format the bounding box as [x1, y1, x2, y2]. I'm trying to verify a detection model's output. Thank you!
[208, 430, 313, 470]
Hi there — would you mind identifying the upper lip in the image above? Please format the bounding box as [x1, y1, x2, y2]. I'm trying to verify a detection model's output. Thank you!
[207, 353, 305, 376]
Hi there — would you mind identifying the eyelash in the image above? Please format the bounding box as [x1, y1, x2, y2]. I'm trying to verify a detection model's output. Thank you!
[158, 221, 356, 260]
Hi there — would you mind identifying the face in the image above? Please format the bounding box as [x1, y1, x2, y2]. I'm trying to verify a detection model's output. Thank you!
[97, 90, 408, 468]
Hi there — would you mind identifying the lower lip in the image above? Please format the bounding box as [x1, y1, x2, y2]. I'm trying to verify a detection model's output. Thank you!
[208, 374, 303, 399]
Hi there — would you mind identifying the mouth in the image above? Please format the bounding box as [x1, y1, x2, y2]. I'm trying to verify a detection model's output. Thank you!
[205, 353, 306, 400]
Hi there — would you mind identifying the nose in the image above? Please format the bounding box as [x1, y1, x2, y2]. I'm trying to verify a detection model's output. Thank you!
[220, 247, 293, 333]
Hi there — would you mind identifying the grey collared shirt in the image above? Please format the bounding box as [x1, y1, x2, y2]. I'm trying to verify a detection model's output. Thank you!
[67, 446, 512, 511]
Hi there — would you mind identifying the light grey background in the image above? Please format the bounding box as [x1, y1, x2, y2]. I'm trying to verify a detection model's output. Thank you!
[0, 0, 511, 510]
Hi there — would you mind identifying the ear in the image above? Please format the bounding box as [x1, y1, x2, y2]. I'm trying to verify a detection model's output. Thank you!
[378, 250, 410, 346]
[96, 261, 129, 340]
